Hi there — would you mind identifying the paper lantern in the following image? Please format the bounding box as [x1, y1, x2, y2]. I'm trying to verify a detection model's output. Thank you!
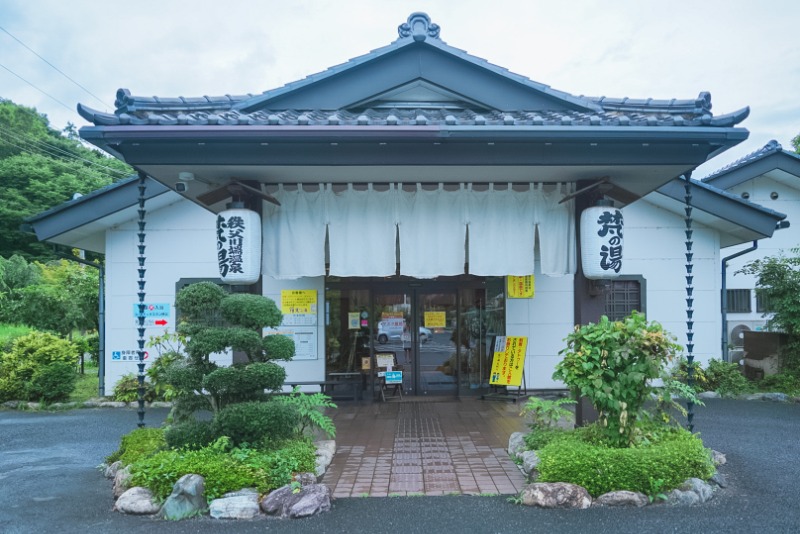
[580, 205, 623, 280]
[216, 206, 261, 285]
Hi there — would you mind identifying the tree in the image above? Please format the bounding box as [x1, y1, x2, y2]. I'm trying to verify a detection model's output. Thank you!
[0, 99, 132, 261]
[792, 132, 799, 153]
[739, 248, 800, 372]
[163, 282, 294, 421]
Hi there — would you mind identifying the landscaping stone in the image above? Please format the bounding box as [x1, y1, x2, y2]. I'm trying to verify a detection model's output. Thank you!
[593, 490, 648, 507]
[148, 401, 173, 408]
[26, 402, 40, 409]
[209, 490, 260, 520]
[762, 392, 789, 403]
[294, 472, 318, 487]
[698, 391, 720, 399]
[114, 487, 160, 515]
[508, 432, 526, 459]
[743, 393, 766, 401]
[667, 489, 700, 506]
[2, 401, 20, 409]
[112, 466, 131, 499]
[48, 402, 78, 409]
[710, 449, 727, 466]
[104, 460, 123, 479]
[521, 450, 539, 477]
[99, 401, 128, 408]
[260, 483, 331, 519]
[709, 472, 728, 488]
[160, 474, 206, 521]
[680, 477, 714, 503]
[520, 482, 592, 509]
[315, 440, 336, 478]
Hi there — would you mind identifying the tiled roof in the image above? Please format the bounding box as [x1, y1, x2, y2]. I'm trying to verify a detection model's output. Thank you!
[701, 140, 785, 181]
[77, 12, 749, 131]
[78, 102, 748, 129]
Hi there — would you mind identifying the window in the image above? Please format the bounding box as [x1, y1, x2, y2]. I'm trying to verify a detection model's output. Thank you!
[726, 289, 752, 313]
[756, 290, 774, 314]
[605, 279, 642, 321]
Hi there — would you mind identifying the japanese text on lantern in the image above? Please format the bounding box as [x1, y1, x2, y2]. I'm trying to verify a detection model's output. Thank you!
[216, 214, 246, 277]
[597, 210, 623, 273]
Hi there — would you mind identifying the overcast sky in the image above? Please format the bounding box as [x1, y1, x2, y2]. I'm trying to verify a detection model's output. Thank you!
[1, 0, 798, 177]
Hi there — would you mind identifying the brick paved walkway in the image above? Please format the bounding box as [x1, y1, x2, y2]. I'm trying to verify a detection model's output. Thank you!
[321, 398, 528, 497]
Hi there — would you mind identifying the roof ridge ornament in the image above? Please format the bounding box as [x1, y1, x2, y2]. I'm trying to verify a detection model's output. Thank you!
[398, 12, 440, 42]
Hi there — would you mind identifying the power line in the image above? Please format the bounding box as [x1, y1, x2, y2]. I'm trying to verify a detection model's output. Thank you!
[0, 61, 76, 115]
[0, 26, 112, 109]
[0, 127, 129, 180]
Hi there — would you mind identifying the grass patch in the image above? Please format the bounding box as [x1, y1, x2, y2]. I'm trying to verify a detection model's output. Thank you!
[69, 364, 100, 403]
[0, 324, 34, 351]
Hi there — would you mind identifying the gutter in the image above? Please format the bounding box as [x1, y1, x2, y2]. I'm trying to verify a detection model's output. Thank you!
[720, 242, 757, 361]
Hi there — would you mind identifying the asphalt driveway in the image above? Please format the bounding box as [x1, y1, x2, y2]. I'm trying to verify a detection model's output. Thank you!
[0, 399, 798, 534]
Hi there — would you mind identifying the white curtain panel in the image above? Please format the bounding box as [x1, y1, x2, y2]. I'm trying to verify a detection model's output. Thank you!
[466, 184, 537, 276]
[326, 184, 398, 277]
[534, 183, 577, 276]
[262, 184, 327, 279]
[397, 184, 467, 278]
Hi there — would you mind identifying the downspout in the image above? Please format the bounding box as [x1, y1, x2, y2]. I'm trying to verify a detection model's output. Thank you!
[720, 241, 758, 362]
[56, 252, 106, 396]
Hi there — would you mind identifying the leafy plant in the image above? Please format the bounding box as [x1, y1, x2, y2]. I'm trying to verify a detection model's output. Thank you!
[519, 396, 575, 430]
[112, 373, 155, 403]
[646, 477, 669, 503]
[164, 420, 218, 450]
[106, 427, 167, 465]
[214, 401, 300, 447]
[26, 361, 77, 403]
[757, 372, 800, 395]
[273, 387, 337, 438]
[671, 357, 709, 391]
[0, 331, 78, 402]
[553, 312, 682, 447]
[704, 359, 754, 396]
[129, 438, 316, 501]
[650, 378, 705, 425]
[536, 425, 714, 496]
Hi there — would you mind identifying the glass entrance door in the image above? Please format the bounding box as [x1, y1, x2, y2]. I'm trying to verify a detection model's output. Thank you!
[417, 291, 458, 396]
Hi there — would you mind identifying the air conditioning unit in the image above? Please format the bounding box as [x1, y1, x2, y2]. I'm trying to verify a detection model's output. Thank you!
[727, 321, 767, 348]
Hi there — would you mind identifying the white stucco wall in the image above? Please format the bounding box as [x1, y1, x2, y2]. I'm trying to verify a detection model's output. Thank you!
[721, 176, 799, 331]
[103, 199, 220, 394]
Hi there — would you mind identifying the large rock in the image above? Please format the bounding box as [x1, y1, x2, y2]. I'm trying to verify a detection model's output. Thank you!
[593, 490, 648, 507]
[508, 432, 526, 459]
[521, 450, 540, 477]
[709, 472, 728, 488]
[680, 477, 714, 503]
[104, 461, 123, 479]
[160, 474, 207, 521]
[520, 482, 592, 509]
[314, 440, 336, 478]
[710, 450, 727, 466]
[294, 472, 318, 487]
[261, 484, 331, 519]
[112, 466, 132, 499]
[763, 392, 789, 403]
[698, 391, 720, 399]
[209, 489, 261, 520]
[114, 487, 160, 515]
[667, 489, 700, 506]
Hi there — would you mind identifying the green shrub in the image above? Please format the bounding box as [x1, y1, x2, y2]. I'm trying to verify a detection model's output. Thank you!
[705, 359, 754, 396]
[129, 438, 316, 501]
[112, 373, 156, 403]
[553, 312, 682, 446]
[523, 427, 572, 451]
[672, 357, 709, 391]
[0, 324, 33, 352]
[214, 401, 299, 446]
[164, 420, 218, 450]
[26, 361, 77, 403]
[0, 331, 78, 402]
[106, 427, 167, 465]
[202, 362, 286, 412]
[537, 427, 714, 496]
[519, 396, 575, 430]
[757, 372, 800, 396]
[74, 332, 100, 365]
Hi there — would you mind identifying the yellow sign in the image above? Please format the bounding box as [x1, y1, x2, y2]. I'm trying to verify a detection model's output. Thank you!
[281, 290, 318, 314]
[489, 336, 528, 387]
[507, 275, 535, 298]
[424, 311, 446, 329]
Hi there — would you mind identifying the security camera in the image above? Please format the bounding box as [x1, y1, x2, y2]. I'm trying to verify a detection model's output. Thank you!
[175, 182, 188, 193]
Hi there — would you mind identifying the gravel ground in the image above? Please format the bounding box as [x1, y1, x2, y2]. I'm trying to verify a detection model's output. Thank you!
[0, 399, 798, 534]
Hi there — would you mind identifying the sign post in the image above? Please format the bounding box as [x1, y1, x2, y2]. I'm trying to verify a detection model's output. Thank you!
[482, 335, 529, 402]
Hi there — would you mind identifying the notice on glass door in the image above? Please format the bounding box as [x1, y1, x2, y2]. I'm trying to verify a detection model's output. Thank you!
[424, 311, 446, 329]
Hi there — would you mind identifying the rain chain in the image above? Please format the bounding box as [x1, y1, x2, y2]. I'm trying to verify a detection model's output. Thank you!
[684, 173, 695, 432]
[136, 172, 147, 428]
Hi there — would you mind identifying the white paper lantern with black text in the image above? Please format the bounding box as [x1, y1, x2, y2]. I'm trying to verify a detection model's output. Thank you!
[580, 205, 623, 280]
[216, 205, 261, 285]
